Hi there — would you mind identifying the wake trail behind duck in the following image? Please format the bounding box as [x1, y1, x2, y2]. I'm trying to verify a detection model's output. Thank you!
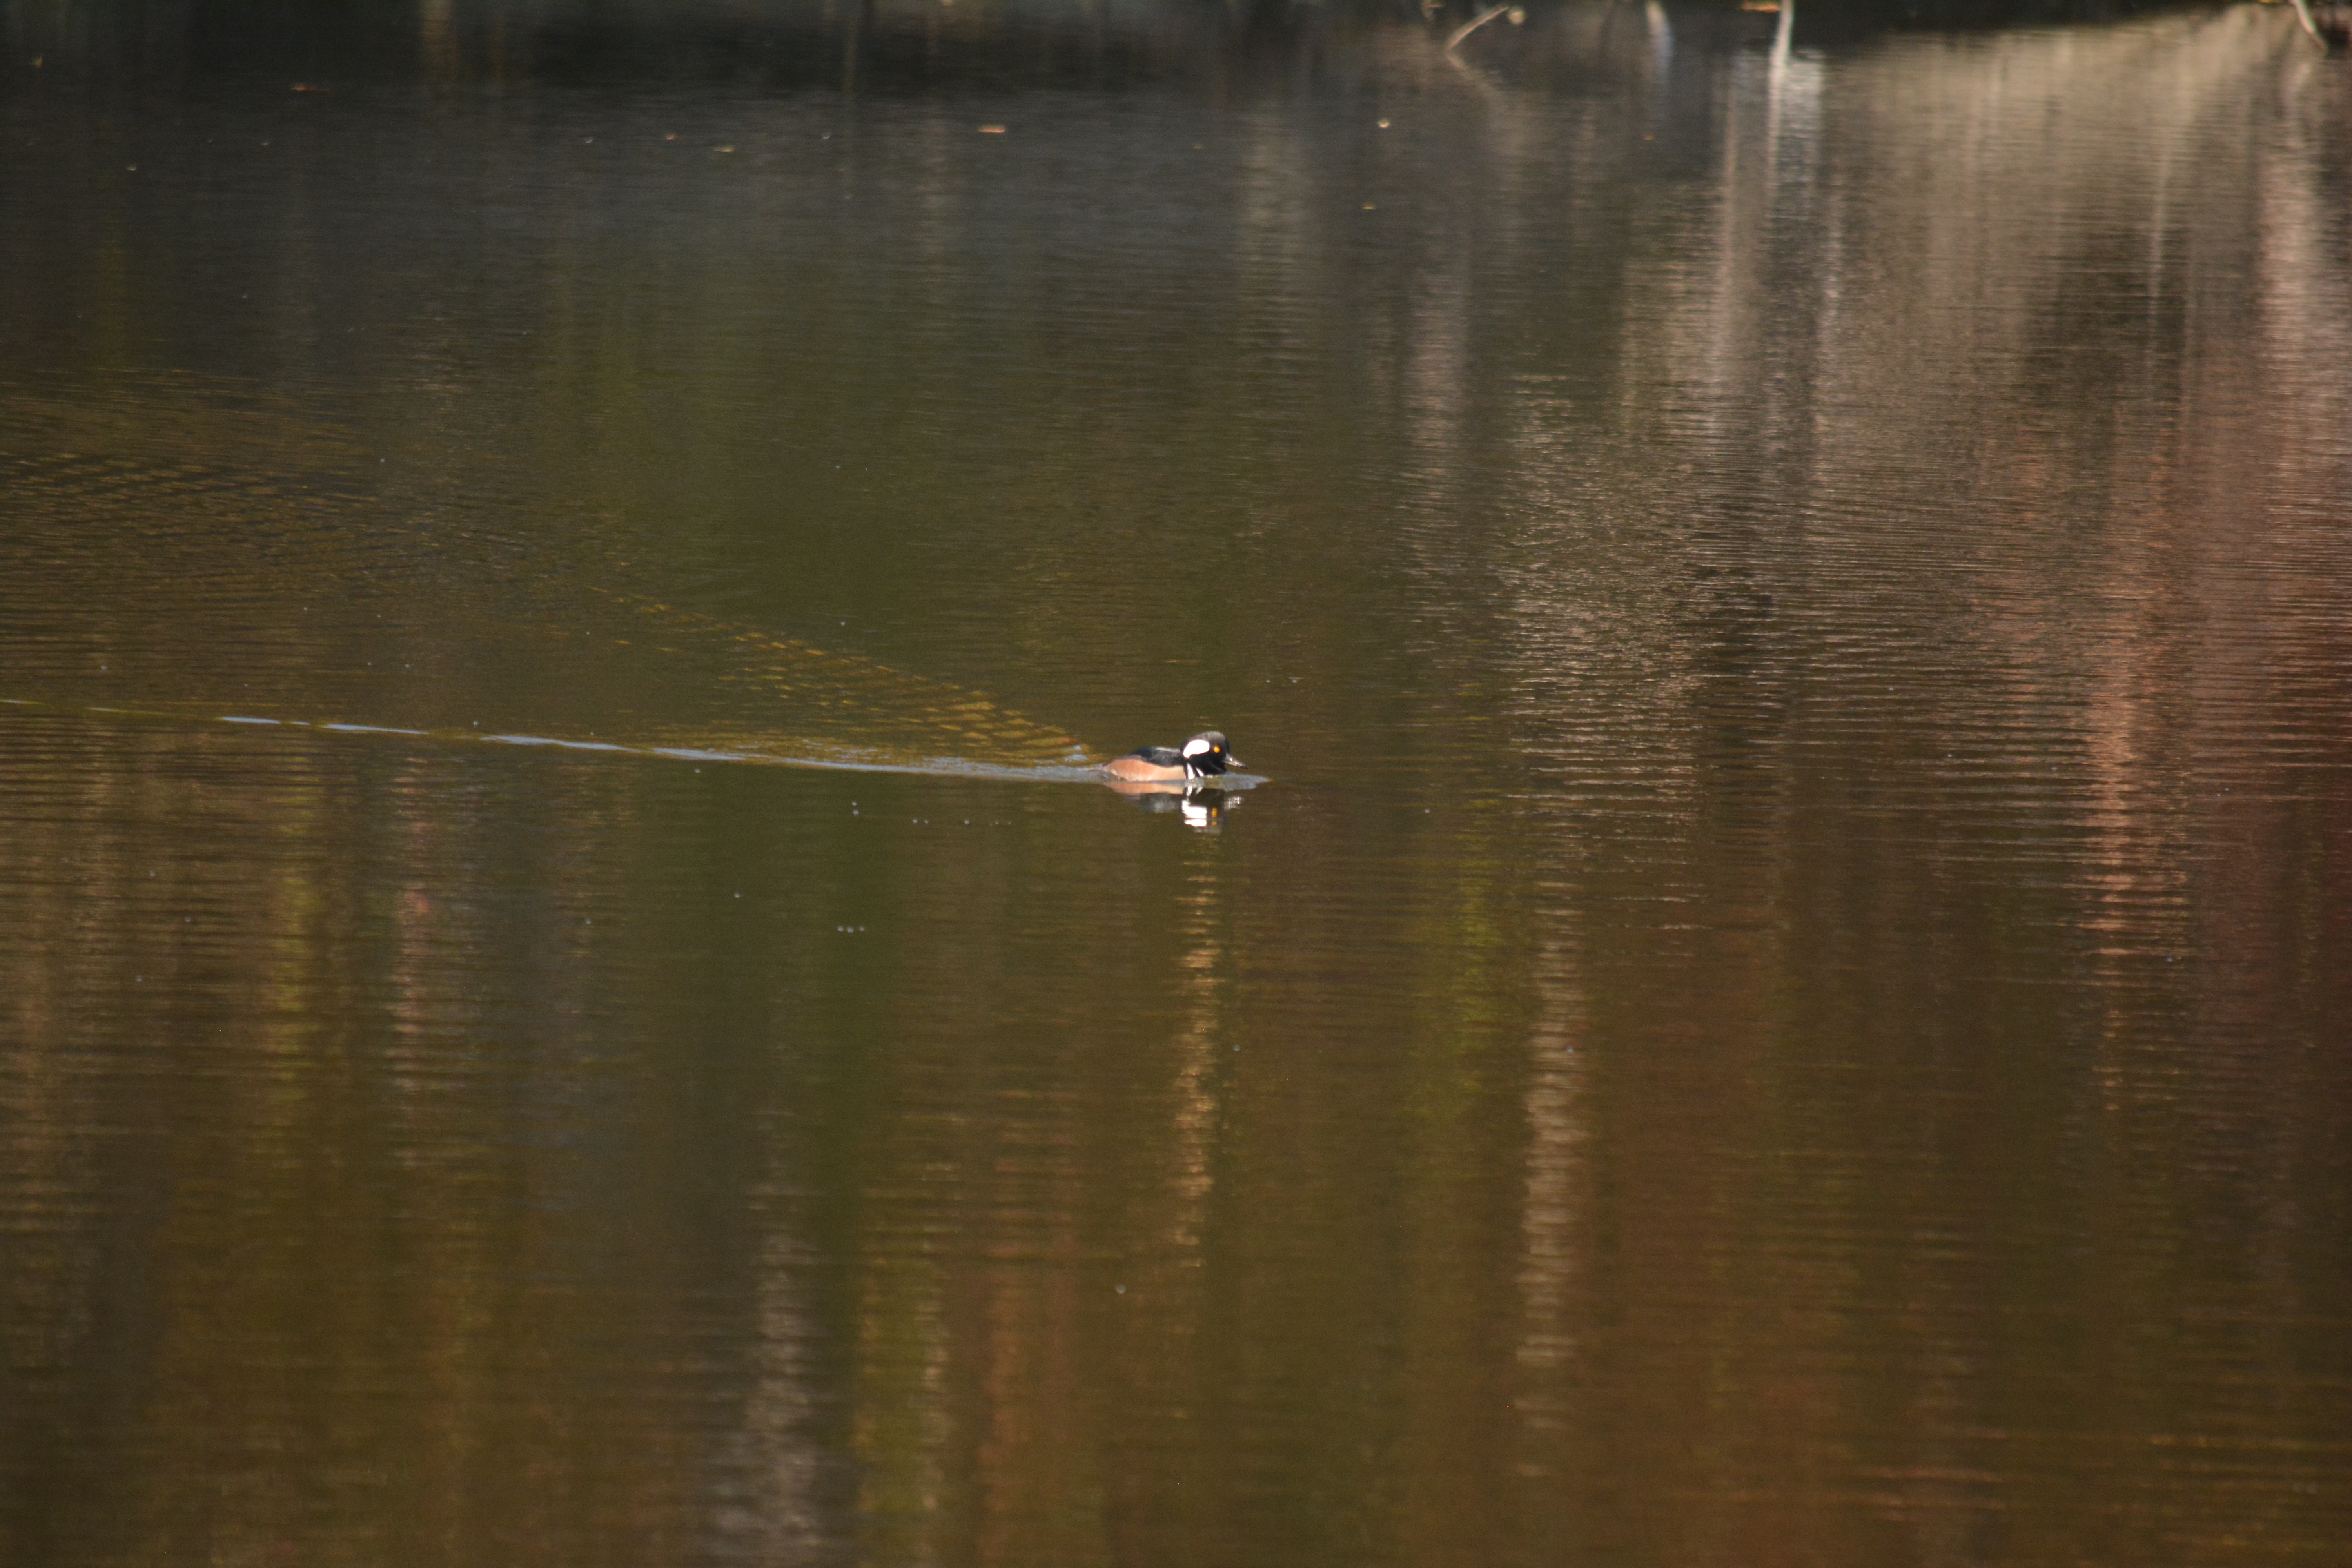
[2, 374, 1097, 776]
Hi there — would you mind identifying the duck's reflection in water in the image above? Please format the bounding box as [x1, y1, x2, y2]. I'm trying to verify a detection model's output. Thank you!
[1099, 779, 1245, 829]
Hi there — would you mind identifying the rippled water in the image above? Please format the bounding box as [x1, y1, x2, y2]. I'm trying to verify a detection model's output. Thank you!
[3, 3, 2349, 1564]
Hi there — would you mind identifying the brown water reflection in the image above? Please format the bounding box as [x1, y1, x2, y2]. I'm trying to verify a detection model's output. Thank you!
[4, 2, 2350, 1565]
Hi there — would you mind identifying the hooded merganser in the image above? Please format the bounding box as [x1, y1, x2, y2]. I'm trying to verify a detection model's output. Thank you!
[1096, 731, 1244, 784]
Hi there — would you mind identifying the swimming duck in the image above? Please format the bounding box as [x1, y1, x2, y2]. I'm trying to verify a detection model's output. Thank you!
[1096, 731, 1244, 783]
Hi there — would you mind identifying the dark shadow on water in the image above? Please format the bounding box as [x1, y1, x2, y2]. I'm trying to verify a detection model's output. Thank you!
[1, 0, 2245, 91]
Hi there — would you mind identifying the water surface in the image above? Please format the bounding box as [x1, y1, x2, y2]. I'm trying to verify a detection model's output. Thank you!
[3, 3, 2349, 1564]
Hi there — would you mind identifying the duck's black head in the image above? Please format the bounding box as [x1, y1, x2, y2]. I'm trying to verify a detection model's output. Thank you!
[1180, 732, 1243, 778]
